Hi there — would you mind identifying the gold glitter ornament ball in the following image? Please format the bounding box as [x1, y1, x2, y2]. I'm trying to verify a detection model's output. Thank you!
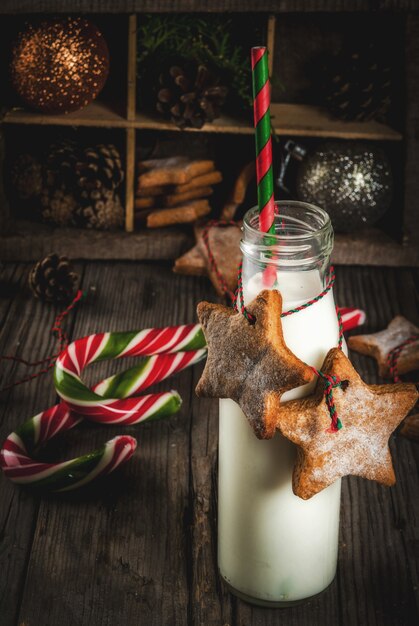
[296, 142, 393, 232]
[10, 18, 109, 114]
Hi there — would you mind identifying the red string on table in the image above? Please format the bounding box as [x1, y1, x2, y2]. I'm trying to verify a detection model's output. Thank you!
[0, 289, 84, 392]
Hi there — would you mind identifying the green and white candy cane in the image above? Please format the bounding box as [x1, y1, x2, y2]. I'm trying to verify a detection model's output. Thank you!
[1, 324, 206, 491]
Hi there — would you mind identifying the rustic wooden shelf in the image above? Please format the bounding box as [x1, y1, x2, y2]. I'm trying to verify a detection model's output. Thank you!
[3, 102, 402, 141]
[1, 11, 416, 254]
[2, 101, 128, 128]
[136, 104, 402, 141]
[270, 104, 402, 141]
[1, 219, 417, 266]
[0, 220, 192, 261]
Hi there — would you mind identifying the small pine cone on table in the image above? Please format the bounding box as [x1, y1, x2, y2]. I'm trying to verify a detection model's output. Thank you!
[156, 63, 228, 129]
[29, 253, 79, 304]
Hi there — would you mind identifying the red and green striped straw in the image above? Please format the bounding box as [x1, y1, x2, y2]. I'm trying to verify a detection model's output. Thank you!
[251, 46, 275, 236]
[251, 46, 277, 285]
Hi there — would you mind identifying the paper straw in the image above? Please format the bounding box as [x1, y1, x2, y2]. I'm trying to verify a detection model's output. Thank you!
[251, 46, 277, 285]
[251, 46, 275, 236]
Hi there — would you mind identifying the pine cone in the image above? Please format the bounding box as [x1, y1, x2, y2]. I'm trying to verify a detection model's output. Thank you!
[76, 143, 124, 191]
[41, 187, 78, 226]
[319, 42, 392, 122]
[45, 140, 80, 187]
[76, 185, 124, 230]
[28, 253, 79, 304]
[41, 141, 124, 229]
[10, 154, 43, 200]
[156, 63, 228, 129]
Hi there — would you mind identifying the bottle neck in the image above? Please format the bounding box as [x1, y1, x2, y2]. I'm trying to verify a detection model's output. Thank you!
[241, 202, 334, 308]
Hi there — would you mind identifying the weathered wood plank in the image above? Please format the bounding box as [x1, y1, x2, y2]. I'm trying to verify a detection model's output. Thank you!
[337, 266, 419, 625]
[189, 364, 235, 626]
[134, 104, 402, 140]
[16, 264, 208, 626]
[3, 103, 402, 141]
[125, 128, 136, 232]
[0, 128, 10, 230]
[1, 221, 419, 267]
[0, 220, 192, 262]
[0, 0, 416, 14]
[234, 266, 419, 625]
[403, 14, 419, 246]
[0, 262, 84, 626]
[382, 268, 419, 620]
[2, 262, 418, 625]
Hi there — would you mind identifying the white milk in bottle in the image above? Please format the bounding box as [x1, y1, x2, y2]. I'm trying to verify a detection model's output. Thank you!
[218, 202, 346, 606]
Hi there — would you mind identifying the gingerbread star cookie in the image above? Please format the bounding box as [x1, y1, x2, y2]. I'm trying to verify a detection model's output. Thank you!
[173, 221, 242, 296]
[348, 315, 419, 378]
[195, 290, 315, 439]
[273, 348, 418, 500]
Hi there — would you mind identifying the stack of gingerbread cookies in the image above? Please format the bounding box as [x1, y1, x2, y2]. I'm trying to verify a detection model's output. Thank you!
[135, 156, 222, 228]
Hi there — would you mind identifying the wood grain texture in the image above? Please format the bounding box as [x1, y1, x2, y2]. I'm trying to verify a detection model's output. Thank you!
[3, 103, 402, 141]
[267, 15, 276, 78]
[127, 14, 137, 121]
[0, 263, 418, 625]
[14, 265, 212, 626]
[335, 267, 419, 626]
[134, 104, 402, 140]
[125, 128, 136, 232]
[0, 0, 416, 13]
[0, 129, 10, 229]
[3, 101, 129, 128]
[403, 14, 419, 246]
[1, 221, 418, 266]
[0, 261, 83, 626]
[0, 220, 192, 262]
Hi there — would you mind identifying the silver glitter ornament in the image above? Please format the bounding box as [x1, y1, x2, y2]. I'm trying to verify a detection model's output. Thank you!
[296, 142, 393, 232]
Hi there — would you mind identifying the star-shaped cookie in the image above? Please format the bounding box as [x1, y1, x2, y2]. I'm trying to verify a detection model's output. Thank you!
[173, 221, 242, 296]
[273, 348, 418, 500]
[348, 315, 419, 378]
[195, 290, 315, 439]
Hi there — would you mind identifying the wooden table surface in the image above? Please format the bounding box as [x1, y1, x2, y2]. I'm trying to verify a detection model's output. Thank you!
[0, 261, 418, 626]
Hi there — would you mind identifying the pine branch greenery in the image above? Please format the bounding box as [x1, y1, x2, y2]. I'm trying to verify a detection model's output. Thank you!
[137, 14, 253, 112]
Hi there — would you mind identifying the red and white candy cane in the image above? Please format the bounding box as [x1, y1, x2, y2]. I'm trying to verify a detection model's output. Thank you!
[1, 324, 206, 491]
[1, 310, 364, 492]
[0, 404, 137, 492]
[339, 307, 366, 333]
[54, 324, 205, 422]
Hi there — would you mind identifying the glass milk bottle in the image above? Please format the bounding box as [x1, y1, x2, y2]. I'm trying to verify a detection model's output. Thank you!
[218, 201, 346, 607]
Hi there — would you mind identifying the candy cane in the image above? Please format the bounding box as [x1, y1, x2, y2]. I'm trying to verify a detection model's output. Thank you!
[1, 324, 206, 491]
[339, 307, 366, 333]
[1, 310, 364, 492]
[0, 404, 137, 492]
[54, 324, 206, 423]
